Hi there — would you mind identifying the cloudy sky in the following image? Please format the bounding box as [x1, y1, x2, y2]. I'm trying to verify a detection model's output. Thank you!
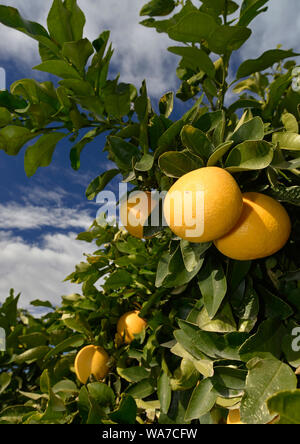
[0, 0, 299, 311]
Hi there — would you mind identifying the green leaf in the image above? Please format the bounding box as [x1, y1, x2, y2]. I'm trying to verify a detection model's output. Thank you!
[168, 46, 215, 79]
[117, 367, 150, 383]
[168, 11, 219, 44]
[267, 184, 300, 206]
[176, 320, 247, 360]
[158, 245, 205, 288]
[158, 372, 172, 414]
[200, 0, 239, 16]
[109, 395, 137, 424]
[140, 0, 198, 34]
[228, 98, 262, 115]
[197, 304, 237, 333]
[43, 335, 84, 361]
[34, 60, 82, 79]
[63, 314, 92, 335]
[52, 380, 78, 396]
[86, 398, 104, 424]
[104, 269, 132, 290]
[87, 382, 115, 408]
[126, 379, 155, 399]
[135, 153, 154, 172]
[155, 250, 175, 288]
[19, 332, 48, 347]
[263, 72, 291, 120]
[258, 285, 293, 320]
[170, 358, 199, 391]
[272, 132, 300, 150]
[14, 346, 50, 364]
[0, 5, 48, 38]
[238, 0, 269, 26]
[239, 318, 285, 362]
[158, 149, 204, 178]
[208, 25, 252, 54]
[0, 107, 12, 127]
[24, 132, 65, 177]
[228, 260, 252, 293]
[181, 125, 214, 159]
[171, 343, 214, 378]
[156, 119, 185, 154]
[230, 116, 264, 145]
[185, 379, 218, 421]
[140, 0, 176, 17]
[103, 82, 136, 118]
[225, 140, 274, 172]
[207, 141, 233, 166]
[0, 90, 27, 113]
[70, 128, 99, 171]
[194, 110, 224, 132]
[268, 390, 300, 424]
[241, 358, 297, 424]
[237, 49, 298, 79]
[65, 0, 86, 40]
[59, 79, 94, 96]
[233, 78, 258, 94]
[212, 366, 247, 392]
[159, 92, 174, 118]
[231, 279, 259, 321]
[86, 169, 119, 201]
[0, 405, 35, 424]
[282, 113, 299, 133]
[0, 373, 11, 395]
[108, 136, 140, 171]
[0, 125, 34, 156]
[198, 256, 227, 319]
[180, 240, 211, 273]
[47, 0, 85, 45]
[62, 39, 94, 72]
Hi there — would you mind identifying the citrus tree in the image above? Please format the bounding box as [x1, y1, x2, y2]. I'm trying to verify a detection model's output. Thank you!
[1, 0, 300, 424]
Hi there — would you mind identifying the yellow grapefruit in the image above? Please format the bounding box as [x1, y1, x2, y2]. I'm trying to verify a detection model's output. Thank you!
[117, 310, 147, 344]
[120, 191, 157, 239]
[227, 409, 244, 424]
[163, 167, 243, 243]
[74, 345, 109, 384]
[214, 192, 291, 260]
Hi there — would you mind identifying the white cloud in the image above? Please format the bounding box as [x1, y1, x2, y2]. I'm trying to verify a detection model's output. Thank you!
[19, 185, 69, 206]
[0, 201, 93, 230]
[0, 231, 95, 311]
[238, 0, 300, 60]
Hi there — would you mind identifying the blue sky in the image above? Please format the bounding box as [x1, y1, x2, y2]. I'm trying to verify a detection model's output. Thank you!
[0, 0, 299, 310]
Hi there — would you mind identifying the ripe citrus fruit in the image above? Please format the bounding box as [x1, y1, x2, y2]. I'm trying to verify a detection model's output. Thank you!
[117, 310, 147, 344]
[214, 192, 291, 260]
[120, 191, 157, 239]
[74, 345, 109, 384]
[163, 167, 243, 243]
[227, 409, 243, 424]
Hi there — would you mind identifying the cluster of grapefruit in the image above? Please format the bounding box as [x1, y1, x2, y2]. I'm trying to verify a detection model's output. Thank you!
[121, 166, 291, 261]
[74, 310, 147, 384]
[74, 167, 291, 425]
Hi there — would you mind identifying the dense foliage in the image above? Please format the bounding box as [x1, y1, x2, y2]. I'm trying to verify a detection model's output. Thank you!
[1, 0, 300, 424]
